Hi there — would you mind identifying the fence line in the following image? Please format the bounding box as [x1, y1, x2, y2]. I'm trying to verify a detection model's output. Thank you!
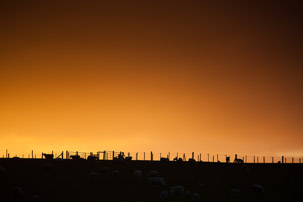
[1, 149, 303, 164]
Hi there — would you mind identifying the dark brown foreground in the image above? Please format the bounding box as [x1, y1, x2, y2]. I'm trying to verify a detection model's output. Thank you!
[0, 159, 302, 202]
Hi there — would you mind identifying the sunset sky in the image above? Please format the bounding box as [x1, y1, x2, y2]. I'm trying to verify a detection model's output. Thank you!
[0, 0, 302, 158]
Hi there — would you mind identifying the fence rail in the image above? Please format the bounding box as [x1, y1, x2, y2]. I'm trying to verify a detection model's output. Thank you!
[1, 149, 302, 164]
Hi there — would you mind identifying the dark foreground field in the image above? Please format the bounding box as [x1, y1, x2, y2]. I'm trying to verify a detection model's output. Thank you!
[0, 159, 302, 202]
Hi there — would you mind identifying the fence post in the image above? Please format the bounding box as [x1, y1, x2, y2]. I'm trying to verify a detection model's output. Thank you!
[217, 154, 219, 162]
[200, 153, 201, 162]
[263, 156, 265, 163]
[257, 157, 259, 163]
[144, 152, 145, 161]
[272, 157, 274, 163]
[6, 149, 8, 158]
[151, 151, 153, 161]
[212, 155, 214, 162]
[282, 156, 284, 163]
[168, 152, 170, 160]
[208, 153, 209, 162]
[32, 150, 34, 159]
[292, 157, 294, 164]
[254, 156, 255, 163]
[192, 152, 194, 160]
[245, 155, 247, 163]
[136, 152, 138, 160]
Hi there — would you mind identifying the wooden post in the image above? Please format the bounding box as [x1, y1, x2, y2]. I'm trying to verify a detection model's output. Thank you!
[200, 153, 201, 162]
[42, 153, 43, 159]
[151, 151, 153, 161]
[144, 152, 145, 161]
[208, 153, 209, 162]
[8, 153, 10, 158]
[84, 153, 86, 160]
[52, 151, 54, 155]
[282, 156, 284, 163]
[192, 152, 194, 159]
[254, 156, 255, 163]
[212, 155, 214, 162]
[103, 151, 106, 160]
[217, 154, 219, 162]
[113, 151, 115, 160]
[136, 152, 138, 160]
[32, 150, 34, 159]
[6, 149, 8, 158]
[292, 157, 294, 164]
[160, 153, 162, 158]
[245, 155, 247, 163]
[168, 152, 170, 160]
[263, 156, 265, 163]
[257, 156, 259, 163]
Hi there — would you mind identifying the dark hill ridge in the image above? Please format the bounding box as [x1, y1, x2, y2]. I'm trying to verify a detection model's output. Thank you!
[0, 159, 302, 202]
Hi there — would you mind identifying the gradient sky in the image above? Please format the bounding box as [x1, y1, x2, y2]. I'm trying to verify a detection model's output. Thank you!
[0, 0, 302, 158]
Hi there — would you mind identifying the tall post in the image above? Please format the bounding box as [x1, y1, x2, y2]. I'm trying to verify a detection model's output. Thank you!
[192, 152, 194, 159]
[217, 154, 219, 162]
[257, 156, 259, 163]
[208, 153, 209, 162]
[32, 150, 34, 159]
[200, 153, 201, 162]
[168, 152, 170, 160]
[254, 156, 255, 163]
[6, 149, 8, 158]
[272, 157, 274, 163]
[292, 157, 294, 164]
[103, 151, 106, 160]
[144, 152, 145, 161]
[212, 155, 214, 162]
[151, 151, 153, 161]
[245, 155, 247, 163]
[282, 156, 284, 164]
[263, 156, 265, 163]
[136, 152, 138, 160]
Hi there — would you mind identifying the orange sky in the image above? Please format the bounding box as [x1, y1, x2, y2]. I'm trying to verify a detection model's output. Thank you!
[0, 0, 302, 158]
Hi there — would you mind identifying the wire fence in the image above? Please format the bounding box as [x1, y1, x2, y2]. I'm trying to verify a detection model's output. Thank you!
[1, 149, 302, 164]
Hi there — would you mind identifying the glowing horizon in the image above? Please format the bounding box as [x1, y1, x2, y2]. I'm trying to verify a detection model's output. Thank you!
[0, 0, 302, 159]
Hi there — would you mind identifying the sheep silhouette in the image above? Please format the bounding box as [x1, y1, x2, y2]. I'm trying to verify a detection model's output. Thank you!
[233, 154, 244, 163]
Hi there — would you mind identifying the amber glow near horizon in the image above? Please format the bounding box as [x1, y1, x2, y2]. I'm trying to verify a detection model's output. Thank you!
[0, 0, 302, 157]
